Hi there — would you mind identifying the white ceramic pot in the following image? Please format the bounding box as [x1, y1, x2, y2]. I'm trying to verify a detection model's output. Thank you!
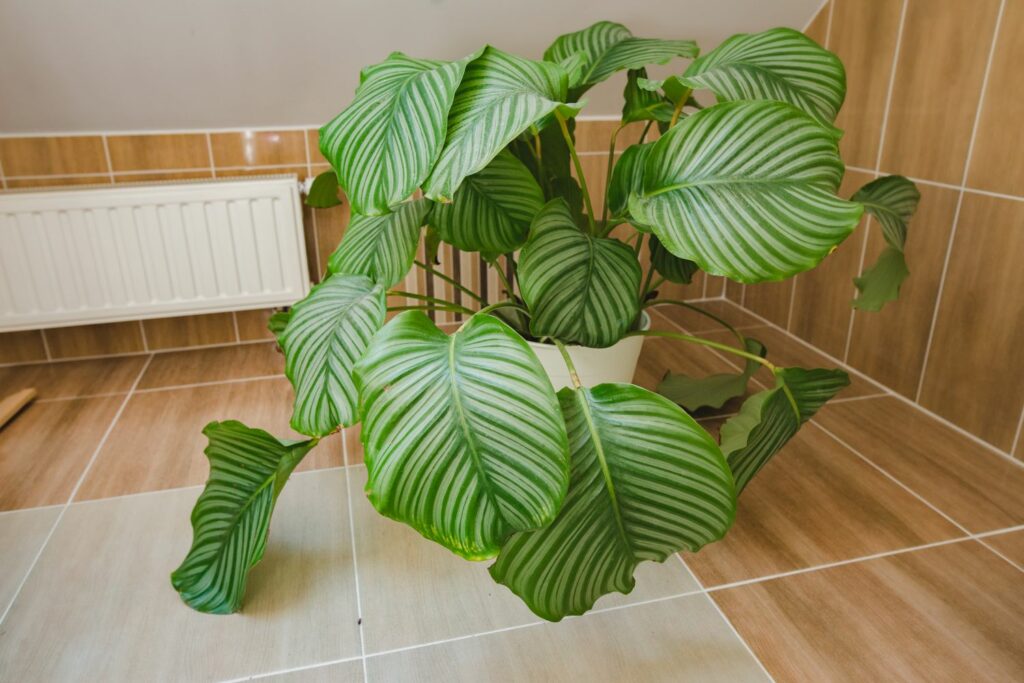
[527, 312, 650, 390]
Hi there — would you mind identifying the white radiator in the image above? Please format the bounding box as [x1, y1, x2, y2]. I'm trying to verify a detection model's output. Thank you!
[0, 176, 310, 332]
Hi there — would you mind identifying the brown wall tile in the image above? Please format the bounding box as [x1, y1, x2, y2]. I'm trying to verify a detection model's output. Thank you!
[209, 130, 307, 168]
[113, 170, 213, 183]
[743, 280, 793, 329]
[44, 322, 145, 359]
[214, 165, 308, 179]
[966, 0, 1024, 196]
[0, 331, 47, 364]
[235, 309, 277, 342]
[830, 0, 903, 169]
[313, 201, 350, 281]
[724, 279, 743, 304]
[307, 129, 328, 166]
[804, 1, 830, 45]
[141, 312, 237, 351]
[880, 0, 1001, 183]
[0, 136, 108, 177]
[846, 184, 958, 397]
[106, 134, 209, 172]
[918, 193, 1024, 451]
[5, 176, 111, 189]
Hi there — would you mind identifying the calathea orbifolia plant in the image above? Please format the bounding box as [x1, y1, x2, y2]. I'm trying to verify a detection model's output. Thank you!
[171, 22, 919, 619]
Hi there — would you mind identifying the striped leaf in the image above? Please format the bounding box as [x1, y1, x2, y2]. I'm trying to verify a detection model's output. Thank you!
[658, 337, 766, 411]
[722, 367, 849, 493]
[422, 47, 580, 202]
[519, 199, 642, 347]
[171, 421, 316, 614]
[281, 274, 386, 437]
[607, 142, 654, 221]
[267, 310, 291, 343]
[629, 100, 864, 283]
[354, 311, 570, 560]
[320, 51, 476, 215]
[328, 199, 430, 288]
[430, 151, 545, 254]
[649, 234, 698, 284]
[852, 175, 920, 250]
[681, 28, 845, 132]
[852, 246, 909, 312]
[490, 383, 735, 621]
[544, 21, 698, 94]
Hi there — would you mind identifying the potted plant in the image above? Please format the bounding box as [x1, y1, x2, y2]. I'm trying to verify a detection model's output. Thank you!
[171, 21, 919, 620]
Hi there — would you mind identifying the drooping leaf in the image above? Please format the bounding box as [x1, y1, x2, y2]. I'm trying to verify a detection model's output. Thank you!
[658, 337, 766, 411]
[681, 28, 845, 133]
[430, 151, 545, 254]
[622, 69, 675, 124]
[722, 367, 849, 493]
[422, 46, 581, 202]
[267, 310, 291, 343]
[354, 311, 570, 560]
[328, 199, 429, 288]
[320, 51, 477, 215]
[852, 246, 910, 312]
[629, 100, 864, 283]
[606, 142, 654, 220]
[305, 170, 343, 208]
[852, 175, 920, 250]
[649, 234, 698, 284]
[639, 75, 696, 108]
[518, 199, 642, 347]
[544, 21, 698, 96]
[490, 383, 735, 621]
[171, 421, 317, 614]
[281, 274, 386, 436]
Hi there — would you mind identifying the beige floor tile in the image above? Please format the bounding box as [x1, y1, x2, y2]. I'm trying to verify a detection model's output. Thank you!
[76, 378, 340, 500]
[365, 594, 769, 682]
[138, 342, 284, 389]
[0, 397, 123, 511]
[348, 467, 700, 655]
[651, 300, 763, 335]
[984, 531, 1024, 569]
[258, 659, 364, 682]
[814, 397, 1024, 533]
[0, 506, 60, 610]
[0, 470, 360, 681]
[714, 541, 1024, 682]
[684, 424, 962, 587]
[0, 355, 148, 400]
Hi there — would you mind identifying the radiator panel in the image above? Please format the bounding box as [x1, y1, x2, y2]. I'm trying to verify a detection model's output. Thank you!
[0, 176, 309, 332]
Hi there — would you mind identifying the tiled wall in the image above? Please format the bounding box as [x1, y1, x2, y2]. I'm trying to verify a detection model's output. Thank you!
[731, 0, 1024, 458]
[0, 119, 716, 365]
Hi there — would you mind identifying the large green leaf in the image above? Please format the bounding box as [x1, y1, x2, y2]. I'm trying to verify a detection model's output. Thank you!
[171, 421, 316, 614]
[319, 51, 476, 215]
[852, 246, 909, 312]
[852, 175, 920, 250]
[430, 150, 545, 254]
[629, 100, 864, 283]
[518, 199, 642, 347]
[422, 47, 580, 202]
[658, 337, 766, 411]
[328, 199, 429, 288]
[607, 142, 654, 221]
[544, 21, 698, 95]
[681, 28, 845, 132]
[281, 274, 386, 437]
[354, 311, 570, 560]
[722, 367, 849, 493]
[649, 234, 698, 284]
[490, 383, 735, 621]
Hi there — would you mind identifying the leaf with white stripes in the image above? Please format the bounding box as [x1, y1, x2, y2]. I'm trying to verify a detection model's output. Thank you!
[722, 367, 849, 493]
[544, 21, 698, 94]
[606, 142, 654, 221]
[430, 150, 545, 254]
[422, 47, 580, 202]
[681, 27, 845, 133]
[852, 175, 920, 250]
[519, 199, 642, 347]
[629, 100, 864, 283]
[490, 383, 735, 621]
[649, 235, 698, 284]
[354, 311, 570, 560]
[281, 274, 386, 437]
[328, 199, 430, 288]
[319, 51, 477, 215]
[171, 421, 317, 614]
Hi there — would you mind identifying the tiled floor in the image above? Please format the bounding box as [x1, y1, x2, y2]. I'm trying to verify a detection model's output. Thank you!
[0, 302, 1021, 681]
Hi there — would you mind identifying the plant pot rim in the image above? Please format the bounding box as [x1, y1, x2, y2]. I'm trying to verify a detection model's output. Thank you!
[525, 310, 651, 349]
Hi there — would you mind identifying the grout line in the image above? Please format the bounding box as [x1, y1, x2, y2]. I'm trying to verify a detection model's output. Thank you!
[1011, 407, 1024, 460]
[138, 320, 149, 352]
[0, 352, 153, 626]
[341, 433, 369, 681]
[784, 277, 797, 332]
[134, 373, 286, 394]
[231, 312, 241, 343]
[39, 329, 52, 361]
[916, 0, 1007, 404]
[0, 335, 276, 368]
[100, 134, 115, 182]
[205, 132, 217, 179]
[218, 654, 366, 683]
[822, 0, 834, 48]
[0, 158, 6, 190]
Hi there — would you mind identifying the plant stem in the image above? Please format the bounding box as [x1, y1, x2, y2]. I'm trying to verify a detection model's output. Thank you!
[414, 260, 485, 303]
[633, 232, 645, 258]
[625, 329, 776, 372]
[476, 300, 529, 318]
[645, 276, 665, 295]
[639, 263, 656, 302]
[601, 124, 623, 225]
[638, 120, 653, 144]
[668, 87, 691, 129]
[643, 299, 745, 346]
[556, 112, 597, 236]
[489, 257, 517, 299]
[388, 304, 474, 314]
[388, 290, 473, 314]
[554, 339, 582, 389]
